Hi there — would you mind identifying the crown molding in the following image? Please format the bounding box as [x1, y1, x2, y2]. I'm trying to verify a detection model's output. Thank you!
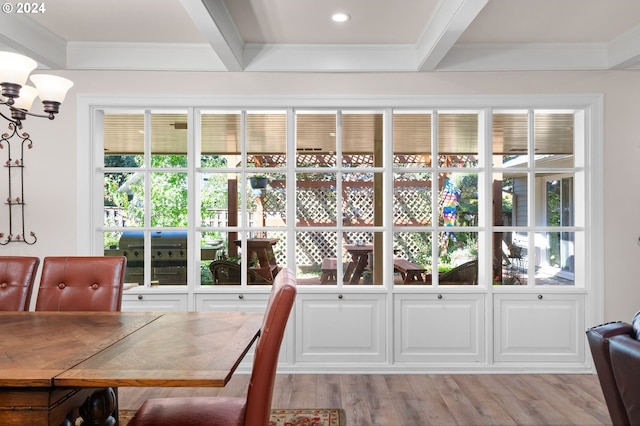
[49, 41, 640, 73]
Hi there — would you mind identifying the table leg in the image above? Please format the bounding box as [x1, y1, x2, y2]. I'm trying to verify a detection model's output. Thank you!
[78, 387, 117, 426]
[343, 261, 356, 283]
[350, 254, 369, 284]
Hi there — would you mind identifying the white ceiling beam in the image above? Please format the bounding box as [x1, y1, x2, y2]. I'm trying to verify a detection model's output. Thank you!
[244, 44, 416, 72]
[178, 0, 244, 71]
[67, 42, 227, 71]
[0, 14, 66, 69]
[607, 23, 640, 69]
[438, 43, 608, 71]
[416, 0, 489, 71]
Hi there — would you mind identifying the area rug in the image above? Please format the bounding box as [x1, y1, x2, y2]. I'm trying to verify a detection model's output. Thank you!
[118, 408, 346, 425]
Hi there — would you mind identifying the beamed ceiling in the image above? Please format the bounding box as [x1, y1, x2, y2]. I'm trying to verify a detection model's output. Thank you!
[3, 0, 640, 73]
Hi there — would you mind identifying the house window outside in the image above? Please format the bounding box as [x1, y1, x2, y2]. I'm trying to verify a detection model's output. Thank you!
[97, 105, 582, 288]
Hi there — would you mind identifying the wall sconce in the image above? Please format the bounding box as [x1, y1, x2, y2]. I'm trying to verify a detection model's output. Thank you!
[0, 51, 73, 244]
[0, 51, 73, 126]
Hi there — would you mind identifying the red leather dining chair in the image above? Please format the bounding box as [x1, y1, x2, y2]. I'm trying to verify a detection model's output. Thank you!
[35, 256, 127, 311]
[34, 256, 127, 425]
[128, 268, 297, 426]
[0, 256, 40, 311]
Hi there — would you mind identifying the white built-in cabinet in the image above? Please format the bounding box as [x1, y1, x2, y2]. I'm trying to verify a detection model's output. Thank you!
[121, 289, 587, 371]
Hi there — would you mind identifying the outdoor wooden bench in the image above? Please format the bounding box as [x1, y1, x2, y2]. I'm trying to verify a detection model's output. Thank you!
[393, 258, 428, 284]
[320, 257, 338, 284]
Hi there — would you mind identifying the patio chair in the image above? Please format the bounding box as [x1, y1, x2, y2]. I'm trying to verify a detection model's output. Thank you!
[209, 259, 272, 285]
[439, 259, 478, 285]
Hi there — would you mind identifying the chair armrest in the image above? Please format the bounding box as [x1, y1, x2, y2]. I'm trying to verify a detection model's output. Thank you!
[610, 335, 640, 424]
[586, 322, 634, 426]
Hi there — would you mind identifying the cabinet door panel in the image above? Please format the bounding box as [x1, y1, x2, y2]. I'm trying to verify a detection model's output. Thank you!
[494, 293, 585, 362]
[394, 294, 485, 362]
[296, 294, 385, 363]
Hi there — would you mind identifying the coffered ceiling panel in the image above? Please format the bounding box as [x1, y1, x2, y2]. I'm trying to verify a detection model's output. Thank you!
[5, 0, 640, 72]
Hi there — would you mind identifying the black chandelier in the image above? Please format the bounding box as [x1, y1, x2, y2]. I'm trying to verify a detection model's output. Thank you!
[0, 51, 73, 126]
[0, 51, 73, 244]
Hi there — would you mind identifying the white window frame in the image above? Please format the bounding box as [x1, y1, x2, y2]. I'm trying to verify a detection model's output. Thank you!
[76, 94, 604, 324]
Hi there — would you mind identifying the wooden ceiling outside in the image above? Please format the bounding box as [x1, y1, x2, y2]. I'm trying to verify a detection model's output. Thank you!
[103, 112, 574, 156]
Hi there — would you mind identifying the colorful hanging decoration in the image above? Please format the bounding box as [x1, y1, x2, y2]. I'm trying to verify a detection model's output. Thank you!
[441, 177, 460, 226]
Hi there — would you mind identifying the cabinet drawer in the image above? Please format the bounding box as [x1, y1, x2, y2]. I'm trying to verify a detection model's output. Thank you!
[195, 293, 269, 312]
[122, 293, 188, 312]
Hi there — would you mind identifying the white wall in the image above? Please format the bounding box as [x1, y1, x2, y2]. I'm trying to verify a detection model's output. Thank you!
[6, 70, 639, 321]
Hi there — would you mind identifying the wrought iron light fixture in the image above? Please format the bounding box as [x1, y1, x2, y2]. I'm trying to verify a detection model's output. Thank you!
[0, 51, 73, 126]
[0, 51, 73, 245]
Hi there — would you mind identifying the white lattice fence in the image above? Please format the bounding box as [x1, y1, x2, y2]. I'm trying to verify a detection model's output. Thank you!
[261, 180, 432, 268]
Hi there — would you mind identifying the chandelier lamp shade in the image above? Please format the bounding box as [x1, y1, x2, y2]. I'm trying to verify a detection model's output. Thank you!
[0, 51, 73, 125]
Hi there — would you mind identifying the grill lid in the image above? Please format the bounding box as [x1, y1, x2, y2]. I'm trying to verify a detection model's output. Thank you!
[119, 231, 187, 249]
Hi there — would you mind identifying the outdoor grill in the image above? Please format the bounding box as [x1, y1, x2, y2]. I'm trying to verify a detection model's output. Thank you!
[105, 231, 217, 285]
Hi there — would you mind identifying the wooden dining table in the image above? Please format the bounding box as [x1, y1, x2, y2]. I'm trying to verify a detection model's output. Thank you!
[0, 311, 263, 426]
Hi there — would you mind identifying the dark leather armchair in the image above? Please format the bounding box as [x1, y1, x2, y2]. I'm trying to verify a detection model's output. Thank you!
[128, 268, 297, 426]
[35, 256, 126, 311]
[0, 256, 40, 311]
[586, 312, 640, 425]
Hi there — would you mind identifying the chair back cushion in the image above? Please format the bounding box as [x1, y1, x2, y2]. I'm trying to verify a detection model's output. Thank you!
[35, 256, 126, 312]
[0, 256, 39, 311]
[244, 268, 296, 426]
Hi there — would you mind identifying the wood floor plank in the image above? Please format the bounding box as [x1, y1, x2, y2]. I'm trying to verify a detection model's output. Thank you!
[316, 374, 346, 408]
[385, 374, 432, 425]
[530, 374, 608, 425]
[340, 374, 374, 426]
[451, 374, 518, 425]
[407, 374, 458, 425]
[363, 375, 403, 426]
[433, 374, 492, 425]
[117, 373, 611, 425]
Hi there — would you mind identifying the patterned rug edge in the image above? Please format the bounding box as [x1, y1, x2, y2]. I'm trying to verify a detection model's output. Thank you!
[119, 407, 346, 425]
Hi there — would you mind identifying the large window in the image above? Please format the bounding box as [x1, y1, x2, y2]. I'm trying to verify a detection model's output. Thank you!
[96, 104, 584, 288]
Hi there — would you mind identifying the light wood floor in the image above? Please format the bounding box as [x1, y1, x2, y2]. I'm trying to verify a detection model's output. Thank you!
[118, 373, 611, 425]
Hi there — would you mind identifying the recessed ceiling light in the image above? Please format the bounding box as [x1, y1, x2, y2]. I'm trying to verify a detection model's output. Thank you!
[332, 12, 350, 23]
